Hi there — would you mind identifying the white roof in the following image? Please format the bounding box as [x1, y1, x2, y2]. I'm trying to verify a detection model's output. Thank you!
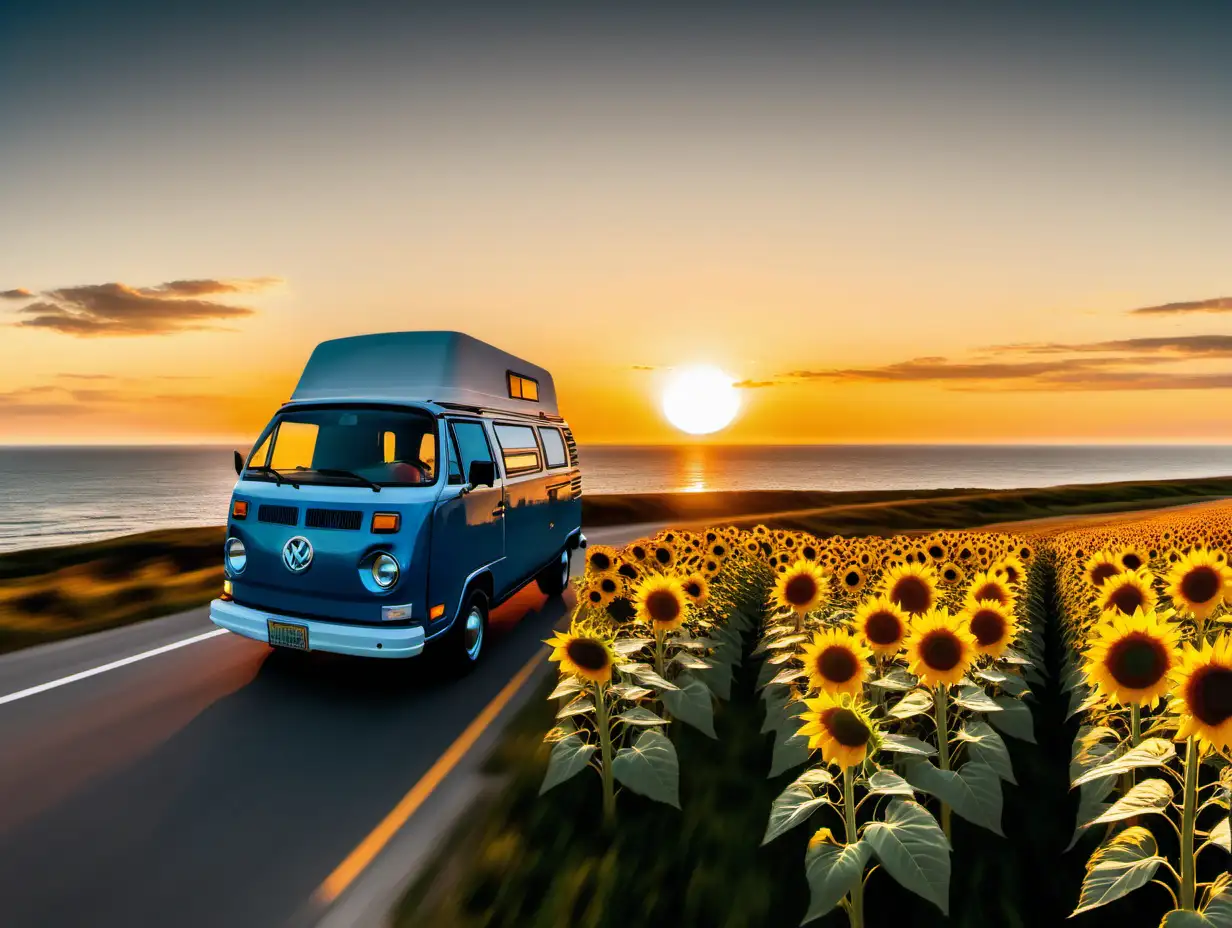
[289, 331, 559, 416]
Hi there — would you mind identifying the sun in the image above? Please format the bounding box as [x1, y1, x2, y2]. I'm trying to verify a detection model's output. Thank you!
[662, 366, 740, 435]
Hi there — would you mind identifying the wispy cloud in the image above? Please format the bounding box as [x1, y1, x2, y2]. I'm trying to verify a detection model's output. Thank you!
[630, 365, 657, 371]
[991, 335, 1232, 357]
[0, 288, 33, 300]
[3, 277, 281, 336]
[1129, 296, 1232, 316]
[733, 379, 778, 388]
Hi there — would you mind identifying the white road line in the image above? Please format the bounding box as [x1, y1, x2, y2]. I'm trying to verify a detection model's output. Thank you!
[0, 628, 231, 707]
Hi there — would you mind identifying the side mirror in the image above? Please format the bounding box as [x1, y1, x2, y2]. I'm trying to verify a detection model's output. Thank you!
[467, 459, 496, 489]
[233, 450, 244, 476]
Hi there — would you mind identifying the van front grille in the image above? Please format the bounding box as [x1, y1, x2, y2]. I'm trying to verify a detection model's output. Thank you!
[563, 428, 579, 466]
[257, 504, 299, 526]
[305, 508, 363, 531]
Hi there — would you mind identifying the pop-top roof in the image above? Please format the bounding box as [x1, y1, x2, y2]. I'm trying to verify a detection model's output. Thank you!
[289, 331, 559, 416]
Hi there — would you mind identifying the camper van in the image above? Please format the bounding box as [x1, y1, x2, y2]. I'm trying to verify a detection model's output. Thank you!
[208, 331, 585, 669]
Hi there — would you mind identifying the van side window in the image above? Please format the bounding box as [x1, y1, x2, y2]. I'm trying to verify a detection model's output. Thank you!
[538, 427, 568, 468]
[493, 424, 541, 476]
[450, 421, 496, 483]
[445, 430, 464, 484]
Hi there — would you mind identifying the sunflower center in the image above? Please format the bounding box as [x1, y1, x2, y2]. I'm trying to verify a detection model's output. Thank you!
[827, 708, 872, 747]
[818, 645, 859, 683]
[1122, 553, 1144, 571]
[920, 630, 962, 671]
[590, 553, 612, 572]
[1002, 565, 1020, 583]
[929, 545, 944, 560]
[864, 611, 903, 645]
[565, 637, 610, 672]
[1090, 563, 1120, 586]
[845, 571, 861, 588]
[891, 576, 932, 614]
[645, 589, 681, 624]
[655, 547, 672, 565]
[1187, 665, 1232, 727]
[1107, 583, 1146, 616]
[685, 581, 702, 598]
[1104, 633, 1168, 689]
[619, 564, 639, 579]
[970, 609, 1008, 646]
[600, 577, 618, 594]
[973, 582, 1007, 605]
[1181, 566, 1222, 605]
[784, 574, 819, 607]
[802, 546, 817, 560]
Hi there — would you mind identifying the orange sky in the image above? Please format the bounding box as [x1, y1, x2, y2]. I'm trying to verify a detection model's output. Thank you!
[4, 6, 1232, 447]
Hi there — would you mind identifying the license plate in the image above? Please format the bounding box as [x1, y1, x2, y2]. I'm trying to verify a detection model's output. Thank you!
[267, 619, 309, 651]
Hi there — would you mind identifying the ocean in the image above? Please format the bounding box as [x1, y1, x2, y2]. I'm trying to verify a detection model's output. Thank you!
[0, 444, 1229, 554]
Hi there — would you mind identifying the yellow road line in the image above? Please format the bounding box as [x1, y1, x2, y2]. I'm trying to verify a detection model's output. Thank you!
[314, 649, 545, 905]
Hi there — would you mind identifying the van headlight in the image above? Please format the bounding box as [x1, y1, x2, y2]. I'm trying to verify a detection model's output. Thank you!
[372, 553, 400, 589]
[225, 537, 247, 574]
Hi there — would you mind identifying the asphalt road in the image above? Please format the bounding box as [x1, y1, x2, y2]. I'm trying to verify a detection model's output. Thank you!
[0, 522, 658, 928]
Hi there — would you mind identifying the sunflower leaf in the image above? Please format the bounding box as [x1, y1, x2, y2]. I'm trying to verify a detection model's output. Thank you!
[867, 769, 915, 797]
[1089, 778, 1174, 826]
[661, 671, 717, 739]
[762, 782, 830, 845]
[902, 757, 1004, 836]
[769, 667, 808, 686]
[889, 690, 934, 720]
[881, 734, 937, 756]
[1072, 826, 1164, 915]
[768, 651, 798, 665]
[767, 633, 810, 651]
[953, 685, 1001, 713]
[999, 646, 1032, 666]
[628, 667, 681, 692]
[700, 658, 734, 701]
[986, 696, 1036, 743]
[539, 733, 597, 795]
[1160, 911, 1213, 927]
[612, 729, 680, 808]
[863, 799, 952, 915]
[770, 732, 812, 778]
[672, 652, 712, 671]
[608, 683, 654, 701]
[1072, 738, 1176, 787]
[757, 657, 784, 690]
[1066, 775, 1118, 851]
[1210, 817, 1231, 852]
[1202, 872, 1232, 924]
[556, 697, 594, 719]
[869, 669, 919, 691]
[548, 676, 586, 700]
[615, 706, 670, 727]
[613, 637, 652, 656]
[956, 721, 1017, 785]
[802, 840, 871, 924]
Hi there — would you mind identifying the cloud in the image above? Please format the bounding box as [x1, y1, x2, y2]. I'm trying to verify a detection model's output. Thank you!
[991, 335, 1232, 358]
[5, 277, 280, 336]
[0, 288, 33, 300]
[630, 365, 657, 371]
[1129, 296, 1232, 316]
[733, 379, 778, 388]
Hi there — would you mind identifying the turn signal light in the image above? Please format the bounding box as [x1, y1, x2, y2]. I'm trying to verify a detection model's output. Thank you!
[430, 604, 445, 620]
[371, 512, 400, 533]
[231, 500, 248, 520]
[221, 579, 233, 601]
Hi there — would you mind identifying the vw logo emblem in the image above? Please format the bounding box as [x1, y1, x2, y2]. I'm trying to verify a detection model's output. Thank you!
[282, 536, 313, 573]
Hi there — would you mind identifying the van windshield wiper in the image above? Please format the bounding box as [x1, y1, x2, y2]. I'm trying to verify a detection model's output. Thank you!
[248, 465, 299, 488]
[295, 467, 382, 492]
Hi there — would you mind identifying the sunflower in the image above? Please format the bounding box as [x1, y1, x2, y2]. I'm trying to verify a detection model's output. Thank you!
[774, 559, 830, 615]
[1166, 549, 1232, 622]
[585, 544, 619, 576]
[1083, 607, 1181, 708]
[1171, 636, 1232, 750]
[800, 628, 871, 697]
[682, 573, 710, 606]
[708, 540, 729, 561]
[625, 542, 650, 563]
[651, 542, 677, 570]
[990, 554, 1026, 586]
[937, 562, 965, 587]
[905, 608, 977, 687]
[581, 579, 612, 608]
[797, 691, 880, 769]
[854, 595, 909, 657]
[617, 561, 642, 583]
[965, 571, 1015, 610]
[633, 574, 689, 631]
[1099, 567, 1158, 617]
[961, 599, 1019, 659]
[837, 565, 867, 596]
[881, 562, 940, 615]
[546, 625, 617, 684]
[1083, 551, 1123, 589]
[1118, 546, 1149, 572]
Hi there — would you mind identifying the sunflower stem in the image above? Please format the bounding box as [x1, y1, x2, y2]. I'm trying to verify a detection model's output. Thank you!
[594, 680, 616, 828]
[1181, 736, 1199, 910]
[654, 628, 666, 679]
[843, 765, 865, 928]
[935, 684, 952, 841]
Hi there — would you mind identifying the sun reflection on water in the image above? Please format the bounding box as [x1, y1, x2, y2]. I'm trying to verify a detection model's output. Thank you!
[676, 445, 710, 493]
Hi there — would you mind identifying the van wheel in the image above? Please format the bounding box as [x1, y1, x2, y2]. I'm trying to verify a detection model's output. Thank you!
[443, 588, 488, 674]
[536, 551, 571, 597]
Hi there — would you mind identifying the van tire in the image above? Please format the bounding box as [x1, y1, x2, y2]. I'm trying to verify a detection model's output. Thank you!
[442, 588, 489, 674]
[536, 551, 571, 598]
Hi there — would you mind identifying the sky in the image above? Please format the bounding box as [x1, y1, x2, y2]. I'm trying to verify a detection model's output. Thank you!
[3, 2, 1232, 446]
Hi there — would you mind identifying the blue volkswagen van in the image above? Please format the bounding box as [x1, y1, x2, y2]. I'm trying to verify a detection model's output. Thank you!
[209, 331, 585, 670]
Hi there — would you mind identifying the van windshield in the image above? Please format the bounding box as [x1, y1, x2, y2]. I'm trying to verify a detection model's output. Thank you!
[246, 406, 438, 487]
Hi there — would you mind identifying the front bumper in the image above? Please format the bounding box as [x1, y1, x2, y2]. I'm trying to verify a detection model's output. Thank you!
[209, 598, 426, 659]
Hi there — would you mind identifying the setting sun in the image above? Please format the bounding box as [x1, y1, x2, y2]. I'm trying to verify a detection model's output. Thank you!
[662, 366, 740, 435]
